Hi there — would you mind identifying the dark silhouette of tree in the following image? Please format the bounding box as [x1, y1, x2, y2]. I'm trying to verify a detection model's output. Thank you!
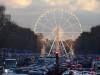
[0, 6, 40, 54]
[74, 25, 100, 54]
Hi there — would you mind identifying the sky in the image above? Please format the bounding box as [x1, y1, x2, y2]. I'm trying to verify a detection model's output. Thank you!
[0, 0, 100, 32]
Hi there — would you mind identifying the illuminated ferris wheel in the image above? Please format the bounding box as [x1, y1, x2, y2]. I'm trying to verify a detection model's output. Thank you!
[34, 8, 82, 57]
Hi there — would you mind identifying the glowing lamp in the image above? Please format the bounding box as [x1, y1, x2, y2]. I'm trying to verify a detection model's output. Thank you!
[55, 51, 59, 54]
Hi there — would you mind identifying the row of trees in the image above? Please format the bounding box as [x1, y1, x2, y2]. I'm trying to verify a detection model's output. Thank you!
[74, 25, 100, 54]
[0, 6, 40, 53]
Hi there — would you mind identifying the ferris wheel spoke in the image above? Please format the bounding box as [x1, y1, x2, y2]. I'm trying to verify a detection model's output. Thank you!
[48, 36, 56, 56]
[40, 21, 53, 31]
[64, 41, 73, 51]
[36, 14, 55, 32]
[41, 13, 58, 31]
[35, 26, 51, 32]
[64, 41, 71, 50]
[62, 15, 73, 26]
[61, 40, 68, 55]
[64, 16, 73, 24]
[57, 31, 81, 33]
[62, 16, 74, 29]
[71, 33, 74, 40]
[64, 20, 81, 31]
[41, 19, 51, 30]
[52, 10, 58, 27]
[44, 14, 56, 28]
[59, 9, 64, 26]
[36, 32, 53, 34]
[66, 15, 79, 25]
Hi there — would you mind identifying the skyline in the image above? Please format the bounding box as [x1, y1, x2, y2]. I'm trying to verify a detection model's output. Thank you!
[0, 0, 100, 31]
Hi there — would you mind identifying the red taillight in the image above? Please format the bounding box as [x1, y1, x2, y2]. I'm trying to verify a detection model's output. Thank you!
[77, 64, 83, 69]
[55, 51, 59, 54]
[89, 68, 96, 75]
[79, 68, 83, 71]
[89, 71, 95, 75]
[90, 68, 95, 72]
[96, 57, 100, 60]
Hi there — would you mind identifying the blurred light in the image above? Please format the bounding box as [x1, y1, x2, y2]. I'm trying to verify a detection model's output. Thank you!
[96, 57, 100, 60]
[5, 69, 8, 73]
[55, 51, 59, 54]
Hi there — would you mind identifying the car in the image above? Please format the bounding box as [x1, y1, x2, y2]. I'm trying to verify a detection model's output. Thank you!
[62, 70, 70, 75]
[2, 72, 28, 75]
[46, 64, 55, 71]
[28, 66, 48, 75]
[75, 68, 96, 75]
[13, 67, 29, 74]
[28, 69, 47, 75]
[0, 66, 4, 74]
[13, 64, 42, 74]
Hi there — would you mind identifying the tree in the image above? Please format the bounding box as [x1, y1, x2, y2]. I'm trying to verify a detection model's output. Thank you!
[0, 6, 40, 54]
[74, 25, 100, 55]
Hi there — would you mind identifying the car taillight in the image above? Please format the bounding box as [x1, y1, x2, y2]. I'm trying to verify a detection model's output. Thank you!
[88, 68, 95, 75]
[78, 68, 83, 71]
[90, 68, 95, 72]
[89, 71, 95, 75]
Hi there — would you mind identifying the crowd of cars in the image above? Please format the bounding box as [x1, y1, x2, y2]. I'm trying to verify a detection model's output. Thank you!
[13, 65, 49, 75]
[2, 59, 55, 75]
[0, 57, 100, 75]
[62, 57, 100, 75]
[62, 67, 96, 75]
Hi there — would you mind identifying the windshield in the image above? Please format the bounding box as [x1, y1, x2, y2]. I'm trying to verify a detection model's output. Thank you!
[4, 59, 17, 69]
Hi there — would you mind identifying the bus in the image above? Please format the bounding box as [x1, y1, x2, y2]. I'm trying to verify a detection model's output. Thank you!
[4, 59, 17, 73]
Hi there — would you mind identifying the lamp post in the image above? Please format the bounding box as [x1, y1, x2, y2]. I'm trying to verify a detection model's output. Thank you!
[55, 51, 59, 75]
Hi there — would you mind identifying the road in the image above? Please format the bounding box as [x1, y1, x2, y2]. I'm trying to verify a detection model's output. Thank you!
[2, 73, 27, 75]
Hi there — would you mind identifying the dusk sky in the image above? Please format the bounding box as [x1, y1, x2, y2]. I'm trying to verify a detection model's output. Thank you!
[0, 0, 100, 31]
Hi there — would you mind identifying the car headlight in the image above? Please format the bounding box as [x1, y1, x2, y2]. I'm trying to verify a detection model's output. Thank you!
[5, 69, 9, 73]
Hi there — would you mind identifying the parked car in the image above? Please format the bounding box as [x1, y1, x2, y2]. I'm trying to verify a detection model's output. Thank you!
[0, 66, 4, 74]
[28, 69, 48, 75]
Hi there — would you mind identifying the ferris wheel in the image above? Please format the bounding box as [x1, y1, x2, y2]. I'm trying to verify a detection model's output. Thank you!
[34, 8, 82, 57]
